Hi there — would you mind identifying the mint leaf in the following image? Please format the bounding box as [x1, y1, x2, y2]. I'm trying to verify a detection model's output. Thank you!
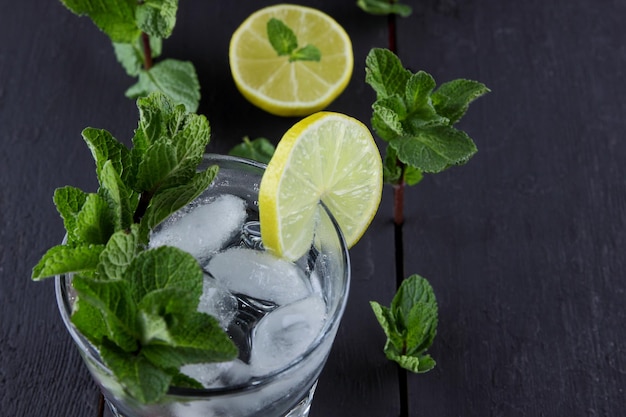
[53, 186, 88, 246]
[100, 342, 171, 404]
[384, 345, 436, 373]
[60, 0, 140, 43]
[82, 128, 132, 185]
[72, 275, 139, 352]
[125, 246, 203, 303]
[98, 161, 135, 231]
[135, 0, 179, 39]
[267, 18, 298, 56]
[371, 98, 406, 141]
[390, 125, 477, 173]
[357, 0, 413, 17]
[139, 165, 218, 237]
[132, 92, 185, 154]
[75, 193, 116, 244]
[70, 297, 109, 345]
[266, 18, 321, 63]
[113, 36, 163, 77]
[366, 48, 411, 99]
[97, 226, 139, 280]
[403, 165, 423, 186]
[31, 244, 104, 280]
[370, 301, 404, 352]
[125, 59, 201, 112]
[228, 137, 275, 164]
[371, 274, 438, 374]
[432, 79, 490, 124]
[289, 44, 321, 63]
[142, 312, 237, 369]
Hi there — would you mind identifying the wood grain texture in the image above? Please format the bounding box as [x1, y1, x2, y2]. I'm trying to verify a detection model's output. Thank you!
[396, 0, 626, 416]
[1, 1, 399, 416]
[3, 0, 625, 416]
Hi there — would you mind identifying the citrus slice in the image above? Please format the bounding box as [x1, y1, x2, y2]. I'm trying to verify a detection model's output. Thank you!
[259, 112, 383, 260]
[229, 5, 353, 117]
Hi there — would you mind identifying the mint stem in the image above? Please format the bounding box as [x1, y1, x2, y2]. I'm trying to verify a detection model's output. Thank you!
[141, 32, 153, 70]
[133, 191, 153, 224]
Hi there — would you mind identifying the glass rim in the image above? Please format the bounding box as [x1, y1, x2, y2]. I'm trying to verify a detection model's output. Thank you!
[55, 153, 351, 398]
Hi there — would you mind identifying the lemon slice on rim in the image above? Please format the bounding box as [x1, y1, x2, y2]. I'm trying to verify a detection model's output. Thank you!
[259, 112, 383, 260]
[229, 4, 354, 117]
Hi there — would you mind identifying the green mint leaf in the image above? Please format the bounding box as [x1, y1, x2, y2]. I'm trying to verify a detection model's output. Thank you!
[134, 109, 209, 194]
[135, 141, 184, 192]
[391, 275, 436, 326]
[31, 244, 104, 280]
[384, 344, 436, 373]
[404, 71, 448, 128]
[82, 128, 132, 185]
[142, 312, 237, 369]
[113, 36, 163, 77]
[97, 225, 139, 280]
[290, 44, 321, 62]
[171, 371, 204, 389]
[406, 301, 438, 355]
[370, 301, 404, 352]
[99, 342, 171, 404]
[366, 48, 411, 99]
[403, 165, 423, 186]
[228, 137, 275, 164]
[59, 0, 140, 43]
[135, 0, 179, 39]
[371, 96, 407, 141]
[72, 275, 139, 352]
[391, 275, 438, 355]
[125, 246, 203, 303]
[267, 18, 298, 56]
[139, 166, 218, 238]
[126, 59, 201, 113]
[390, 125, 477, 173]
[75, 193, 116, 244]
[131, 92, 186, 159]
[70, 297, 109, 345]
[98, 161, 135, 231]
[53, 186, 88, 245]
[372, 274, 438, 374]
[432, 79, 490, 124]
[357, 0, 413, 17]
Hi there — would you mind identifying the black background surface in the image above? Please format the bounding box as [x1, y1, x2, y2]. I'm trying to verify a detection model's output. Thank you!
[1, 1, 625, 416]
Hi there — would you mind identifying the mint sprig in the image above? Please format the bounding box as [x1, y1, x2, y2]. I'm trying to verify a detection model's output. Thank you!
[267, 18, 321, 63]
[357, 0, 413, 17]
[59, 0, 200, 111]
[370, 274, 438, 373]
[365, 48, 489, 223]
[32, 92, 237, 403]
[228, 136, 276, 164]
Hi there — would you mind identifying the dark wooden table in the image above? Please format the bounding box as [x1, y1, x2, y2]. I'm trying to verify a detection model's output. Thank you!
[2, 1, 625, 416]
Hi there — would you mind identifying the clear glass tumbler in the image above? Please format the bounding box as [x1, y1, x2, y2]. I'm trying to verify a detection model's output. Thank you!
[55, 154, 351, 417]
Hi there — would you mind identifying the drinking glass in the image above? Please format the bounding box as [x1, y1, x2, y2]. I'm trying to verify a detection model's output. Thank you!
[55, 154, 351, 417]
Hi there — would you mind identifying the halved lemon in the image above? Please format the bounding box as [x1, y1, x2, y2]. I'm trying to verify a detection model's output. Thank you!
[259, 112, 383, 260]
[229, 4, 354, 117]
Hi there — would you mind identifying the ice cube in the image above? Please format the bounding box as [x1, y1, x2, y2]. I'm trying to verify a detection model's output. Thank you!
[207, 247, 311, 305]
[149, 194, 247, 261]
[197, 274, 238, 329]
[179, 358, 250, 389]
[249, 296, 327, 375]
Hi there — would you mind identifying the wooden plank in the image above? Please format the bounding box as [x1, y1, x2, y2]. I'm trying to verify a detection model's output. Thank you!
[1, 1, 402, 416]
[396, 0, 626, 415]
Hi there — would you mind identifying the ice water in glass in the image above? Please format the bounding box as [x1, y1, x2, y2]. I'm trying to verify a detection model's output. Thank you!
[56, 155, 350, 417]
